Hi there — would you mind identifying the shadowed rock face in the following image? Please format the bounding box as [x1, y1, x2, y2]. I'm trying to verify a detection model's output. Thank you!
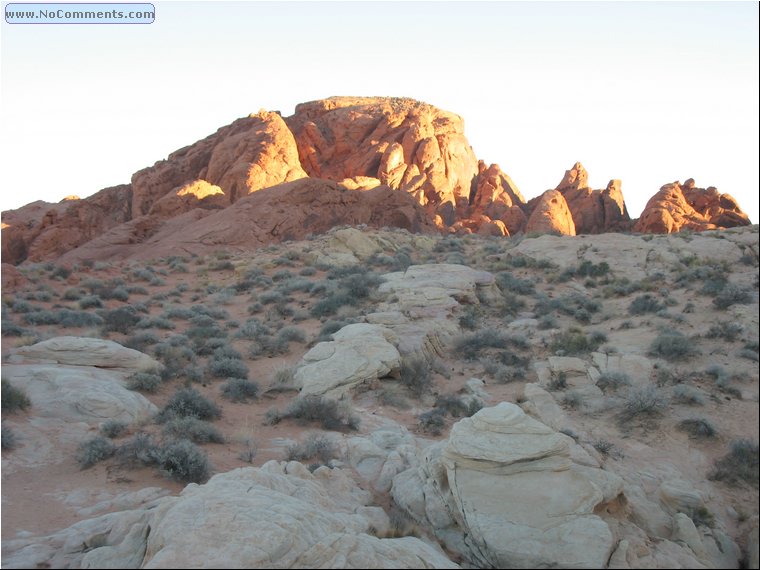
[0, 98, 752, 265]
[634, 179, 751, 234]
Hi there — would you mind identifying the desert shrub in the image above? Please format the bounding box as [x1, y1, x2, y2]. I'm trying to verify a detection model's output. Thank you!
[538, 314, 558, 330]
[534, 293, 601, 321]
[162, 417, 224, 444]
[377, 388, 411, 409]
[100, 420, 128, 439]
[706, 321, 743, 342]
[453, 328, 509, 360]
[576, 260, 610, 278]
[99, 285, 130, 302]
[269, 367, 296, 392]
[286, 433, 337, 464]
[550, 327, 603, 355]
[62, 288, 84, 301]
[596, 371, 632, 393]
[81, 277, 105, 293]
[592, 439, 619, 457]
[126, 371, 163, 393]
[495, 272, 535, 295]
[418, 408, 447, 435]
[278, 396, 359, 431]
[209, 260, 235, 272]
[238, 438, 258, 463]
[154, 344, 197, 380]
[649, 330, 696, 360]
[316, 320, 350, 342]
[207, 357, 249, 380]
[709, 439, 759, 487]
[154, 439, 211, 483]
[1, 380, 31, 411]
[434, 394, 482, 418]
[563, 390, 585, 409]
[115, 432, 159, 467]
[122, 331, 160, 352]
[619, 386, 669, 421]
[156, 388, 221, 423]
[220, 378, 259, 402]
[76, 436, 116, 468]
[277, 277, 314, 294]
[50, 265, 72, 279]
[678, 418, 717, 438]
[672, 385, 705, 406]
[277, 326, 307, 343]
[399, 356, 433, 397]
[11, 299, 37, 313]
[2, 423, 18, 450]
[99, 306, 139, 333]
[629, 295, 664, 315]
[713, 284, 752, 309]
[547, 371, 568, 391]
[481, 359, 523, 384]
[458, 305, 481, 330]
[136, 316, 175, 330]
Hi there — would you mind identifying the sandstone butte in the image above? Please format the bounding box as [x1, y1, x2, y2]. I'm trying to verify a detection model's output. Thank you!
[0, 97, 751, 265]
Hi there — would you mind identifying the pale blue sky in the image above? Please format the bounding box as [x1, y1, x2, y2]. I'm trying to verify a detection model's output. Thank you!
[2, 1, 758, 223]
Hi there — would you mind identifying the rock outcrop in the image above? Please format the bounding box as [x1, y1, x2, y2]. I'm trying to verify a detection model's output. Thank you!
[634, 179, 751, 234]
[294, 323, 401, 399]
[12, 336, 161, 372]
[2, 98, 754, 266]
[392, 402, 623, 568]
[56, 178, 439, 263]
[1, 185, 131, 265]
[2, 462, 459, 569]
[286, 96, 479, 226]
[554, 162, 631, 233]
[524, 189, 576, 235]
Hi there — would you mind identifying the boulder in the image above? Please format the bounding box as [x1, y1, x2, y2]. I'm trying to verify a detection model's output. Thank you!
[286, 96, 479, 225]
[2, 463, 459, 569]
[294, 324, 401, 398]
[554, 162, 631, 234]
[634, 179, 751, 234]
[13, 336, 160, 372]
[524, 189, 576, 236]
[392, 402, 624, 568]
[1, 364, 157, 424]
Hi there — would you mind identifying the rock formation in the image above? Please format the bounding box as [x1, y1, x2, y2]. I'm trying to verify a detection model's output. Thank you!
[524, 189, 576, 235]
[554, 162, 632, 233]
[634, 179, 751, 233]
[1, 98, 753, 266]
[1, 462, 459, 569]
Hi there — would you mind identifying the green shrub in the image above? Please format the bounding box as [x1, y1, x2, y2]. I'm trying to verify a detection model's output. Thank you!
[220, 378, 259, 402]
[155, 439, 211, 483]
[76, 436, 116, 468]
[709, 439, 758, 487]
[495, 272, 535, 295]
[122, 331, 160, 352]
[1, 380, 31, 412]
[100, 420, 128, 438]
[162, 417, 224, 444]
[678, 418, 717, 438]
[78, 295, 103, 309]
[399, 356, 432, 397]
[157, 388, 221, 423]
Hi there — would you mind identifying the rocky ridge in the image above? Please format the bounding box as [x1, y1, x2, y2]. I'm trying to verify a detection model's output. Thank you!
[1, 97, 751, 265]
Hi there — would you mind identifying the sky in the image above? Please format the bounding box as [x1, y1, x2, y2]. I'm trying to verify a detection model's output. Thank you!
[1, 1, 758, 224]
